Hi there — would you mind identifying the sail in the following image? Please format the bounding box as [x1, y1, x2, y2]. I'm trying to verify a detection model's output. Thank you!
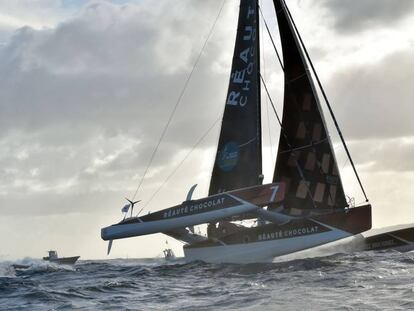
[209, 0, 261, 195]
[270, 0, 347, 214]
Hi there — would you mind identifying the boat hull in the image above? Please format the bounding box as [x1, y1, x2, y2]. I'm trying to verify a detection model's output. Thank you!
[44, 256, 80, 265]
[102, 203, 258, 240]
[184, 227, 350, 263]
[362, 226, 414, 252]
[101, 183, 285, 241]
[184, 204, 371, 263]
[12, 264, 31, 270]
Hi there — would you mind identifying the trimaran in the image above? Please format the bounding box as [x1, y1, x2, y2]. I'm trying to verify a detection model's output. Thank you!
[101, 0, 372, 263]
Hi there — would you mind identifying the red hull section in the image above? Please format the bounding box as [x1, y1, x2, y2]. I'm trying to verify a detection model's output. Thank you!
[313, 204, 372, 234]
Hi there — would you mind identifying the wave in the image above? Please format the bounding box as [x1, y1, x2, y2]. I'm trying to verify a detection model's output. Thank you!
[0, 258, 76, 277]
[1, 252, 413, 310]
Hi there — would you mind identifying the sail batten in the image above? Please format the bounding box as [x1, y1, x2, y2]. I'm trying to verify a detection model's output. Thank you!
[271, 0, 347, 214]
[209, 0, 262, 196]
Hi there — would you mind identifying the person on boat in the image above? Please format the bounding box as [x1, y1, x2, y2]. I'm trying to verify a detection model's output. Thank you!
[208, 221, 242, 239]
[207, 222, 217, 237]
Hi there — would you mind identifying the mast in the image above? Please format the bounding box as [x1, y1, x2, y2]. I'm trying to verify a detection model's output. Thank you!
[209, 0, 262, 195]
[270, 0, 347, 215]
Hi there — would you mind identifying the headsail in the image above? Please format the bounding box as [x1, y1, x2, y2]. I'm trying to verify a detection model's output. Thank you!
[209, 0, 261, 195]
[270, 0, 347, 214]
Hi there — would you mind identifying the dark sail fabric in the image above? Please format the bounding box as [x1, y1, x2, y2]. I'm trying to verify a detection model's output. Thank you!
[209, 0, 261, 195]
[270, 0, 347, 214]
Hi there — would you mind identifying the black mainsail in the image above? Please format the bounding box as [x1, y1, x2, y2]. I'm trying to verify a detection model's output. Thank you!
[209, 0, 261, 195]
[270, 0, 347, 215]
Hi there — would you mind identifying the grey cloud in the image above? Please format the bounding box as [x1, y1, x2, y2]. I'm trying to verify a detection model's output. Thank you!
[325, 48, 414, 140]
[344, 139, 414, 173]
[0, 0, 232, 219]
[0, 1, 230, 137]
[320, 0, 414, 33]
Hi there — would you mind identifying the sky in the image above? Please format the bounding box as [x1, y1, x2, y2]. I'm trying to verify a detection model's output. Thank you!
[1, 0, 413, 260]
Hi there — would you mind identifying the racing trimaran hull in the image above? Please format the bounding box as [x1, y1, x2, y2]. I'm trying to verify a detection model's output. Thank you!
[184, 204, 371, 263]
[100, 0, 373, 263]
[101, 183, 371, 263]
[102, 183, 285, 241]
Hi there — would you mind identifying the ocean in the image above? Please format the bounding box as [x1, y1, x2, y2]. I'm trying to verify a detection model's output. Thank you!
[1, 250, 413, 310]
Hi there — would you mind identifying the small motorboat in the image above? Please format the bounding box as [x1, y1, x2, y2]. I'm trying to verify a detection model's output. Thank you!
[43, 250, 80, 265]
[162, 240, 176, 261]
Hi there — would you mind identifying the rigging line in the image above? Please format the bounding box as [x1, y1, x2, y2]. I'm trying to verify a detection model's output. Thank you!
[131, 0, 227, 202]
[282, 0, 369, 202]
[278, 138, 328, 154]
[238, 137, 257, 148]
[259, 6, 284, 71]
[260, 0, 275, 168]
[260, 73, 317, 209]
[138, 115, 223, 215]
[256, 0, 263, 180]
[342, 157, 349, 170]
[266, 86, 275, 167]
[260, 73, 282, 126]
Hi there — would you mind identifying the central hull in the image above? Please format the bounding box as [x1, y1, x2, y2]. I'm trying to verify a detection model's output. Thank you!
[184, 227, 350, 263]
[184, 204, 371, 263]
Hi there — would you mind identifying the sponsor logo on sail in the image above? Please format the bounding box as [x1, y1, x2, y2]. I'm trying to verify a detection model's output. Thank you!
[217, 142, 240, 172]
